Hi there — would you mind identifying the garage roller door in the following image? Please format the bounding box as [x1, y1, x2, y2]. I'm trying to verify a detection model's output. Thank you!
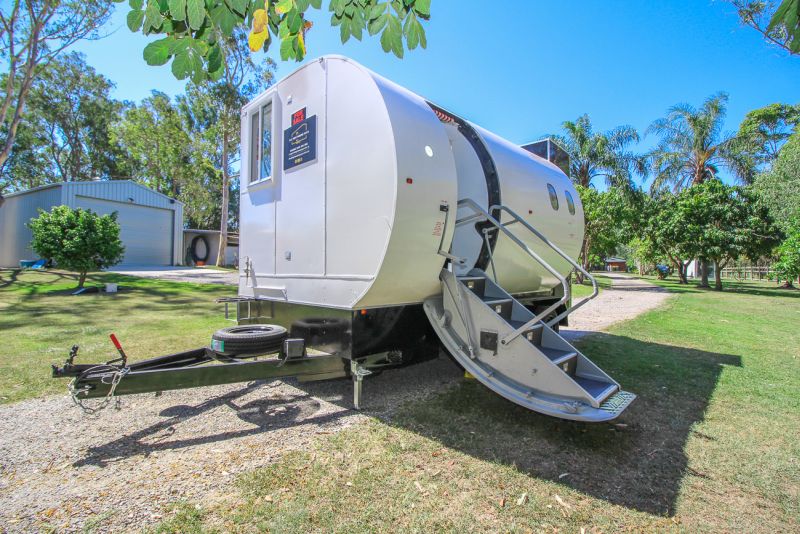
[75, 196, 173, 265]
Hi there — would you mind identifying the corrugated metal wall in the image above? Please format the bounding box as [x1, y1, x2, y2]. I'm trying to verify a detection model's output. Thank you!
[0, 181, 184, 267]
[0, 185, 63, 266]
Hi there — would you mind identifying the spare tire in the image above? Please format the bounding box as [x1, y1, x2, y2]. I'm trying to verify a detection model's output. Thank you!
[211, 324, 287, 356]
[190, 235, 210, 263]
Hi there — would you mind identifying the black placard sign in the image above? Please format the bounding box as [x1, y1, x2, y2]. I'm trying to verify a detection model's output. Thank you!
[283, 115, 317, 170]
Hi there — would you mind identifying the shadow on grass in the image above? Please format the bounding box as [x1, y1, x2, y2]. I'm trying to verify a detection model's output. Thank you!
[384, 333, 741, 517]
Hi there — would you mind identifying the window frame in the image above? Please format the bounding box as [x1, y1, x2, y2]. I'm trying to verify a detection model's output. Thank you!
[547, 183, 559, 211]
[565, 190, 576, 215]
[247, 94, 276, 188]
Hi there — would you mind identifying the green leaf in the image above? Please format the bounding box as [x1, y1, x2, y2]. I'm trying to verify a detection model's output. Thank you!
[227, 0, 249, 15]
[287, 8, 303, 33]
[129, 0, 144, 9]
[127, 9, 145, 31]
[280, 35, 294, 60]
[309, 0, 322, 8]
[275, 0, 294, 14]
[368, 13, 387, 35]
[168, 0, 186, 21]
[210, 3, 239, 35]
[414, 0, 430, 17]
[186, 0, 205, 30]
[143, 37, 172, 65]
[207, 43, 223, 73]
[143, 0, 163, 33]
[340, 19, 351, 43]
[404, 14, 419, 49]
[368, 2, 385, 20]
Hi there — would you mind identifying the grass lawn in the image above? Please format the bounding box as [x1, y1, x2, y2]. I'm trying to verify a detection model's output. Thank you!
[571, 272, 613, 298]
[0, 269, 235, 404]
[154, 276, 799, 532]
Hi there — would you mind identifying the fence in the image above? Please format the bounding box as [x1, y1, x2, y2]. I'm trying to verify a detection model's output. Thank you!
[719, 266, 775, 281]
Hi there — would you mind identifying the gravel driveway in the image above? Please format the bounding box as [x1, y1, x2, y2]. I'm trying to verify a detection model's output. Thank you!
[0, 274, 669, 533]
[109, 266, 238, 285]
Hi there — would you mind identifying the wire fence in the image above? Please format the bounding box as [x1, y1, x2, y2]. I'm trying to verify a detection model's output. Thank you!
[719, 266, 775, 281]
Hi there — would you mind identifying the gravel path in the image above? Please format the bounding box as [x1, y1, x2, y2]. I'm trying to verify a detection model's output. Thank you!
[109, 266, 237, 285]
[561, 273, 670, 341]
[0, 274, 669, 533]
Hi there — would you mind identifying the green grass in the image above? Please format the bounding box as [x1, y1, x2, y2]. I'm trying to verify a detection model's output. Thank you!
[0, 269, 235, 404]
[153, 276, 799, 532]
[571, 272, 613, 298]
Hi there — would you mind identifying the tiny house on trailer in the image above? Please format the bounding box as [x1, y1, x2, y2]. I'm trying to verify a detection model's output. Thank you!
[54, 56, 635, 422]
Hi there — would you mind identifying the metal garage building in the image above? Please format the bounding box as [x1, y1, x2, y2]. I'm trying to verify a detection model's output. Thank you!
[0, 181, 184, 267]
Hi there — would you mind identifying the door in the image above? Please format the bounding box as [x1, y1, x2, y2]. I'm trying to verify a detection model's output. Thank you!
[75, 196, 173, 265]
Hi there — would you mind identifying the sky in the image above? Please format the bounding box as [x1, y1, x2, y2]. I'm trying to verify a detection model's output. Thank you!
[71, 1, 800, 184]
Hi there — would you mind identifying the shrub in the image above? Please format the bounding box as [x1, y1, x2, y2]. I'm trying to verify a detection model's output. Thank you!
[28, 205, 125, 288]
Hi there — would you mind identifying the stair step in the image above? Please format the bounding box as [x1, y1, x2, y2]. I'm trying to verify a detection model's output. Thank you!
[481, 297, 512, 305]
[459, 276, 487, 297]
[574, 376, 618, 403]
[539, 346, 577, 366]
[507, 319, 544, 331]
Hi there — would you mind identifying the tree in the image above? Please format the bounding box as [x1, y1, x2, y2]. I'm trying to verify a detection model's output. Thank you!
[121, 0, 431, 84]
[29, 205, 125, 288]
[737, 102, 800, 168]
[648, 93, 755, 191]
[772, 219, 800, 288]
[1, 52, 124, 189]
[638, 191, 695, 284]
[112, 91, 192, 200]
[731, 0, 800, 56]
[178, 28, 274, 266]
[575, 185, 631, 281]
[677, 180, 779, 290]
[551, 115, 644, 190]
[0, 1, 115, 204]
[752, 132, 800, 233]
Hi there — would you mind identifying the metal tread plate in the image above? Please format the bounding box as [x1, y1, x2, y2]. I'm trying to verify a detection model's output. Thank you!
[599, 390, 637, 417]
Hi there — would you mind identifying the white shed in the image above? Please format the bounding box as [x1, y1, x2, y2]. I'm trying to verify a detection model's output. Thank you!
[0, 181, 184, 267]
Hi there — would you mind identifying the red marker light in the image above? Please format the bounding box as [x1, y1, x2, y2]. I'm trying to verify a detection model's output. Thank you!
[406, 178, 413, 184]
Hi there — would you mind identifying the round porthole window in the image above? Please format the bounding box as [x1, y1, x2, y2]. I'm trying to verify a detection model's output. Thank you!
[547, 184, 559, 210]
[565, 190, 576, 215]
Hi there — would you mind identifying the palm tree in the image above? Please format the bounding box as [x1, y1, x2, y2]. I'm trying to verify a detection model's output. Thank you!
[647, 92, 753, 191]
[647, 92, 754, 287]
[552, 114, 644, 189]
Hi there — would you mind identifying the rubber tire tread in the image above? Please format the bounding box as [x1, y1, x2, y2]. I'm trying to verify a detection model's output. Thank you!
[212, 324, 287, 355]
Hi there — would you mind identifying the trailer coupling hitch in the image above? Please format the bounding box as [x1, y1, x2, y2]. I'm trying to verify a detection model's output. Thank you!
[51, 334, 128, 379]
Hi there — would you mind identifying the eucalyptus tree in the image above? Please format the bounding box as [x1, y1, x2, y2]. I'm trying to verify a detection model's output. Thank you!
[0, 0, 115, 205]
[178, 28, 275, 265]
[551, 114, 644, 189]
[737, 102, 800, 168]
[731, 0, 800, 56]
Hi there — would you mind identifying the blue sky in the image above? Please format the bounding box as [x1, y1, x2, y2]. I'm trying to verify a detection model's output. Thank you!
[72, 1, 799, 183]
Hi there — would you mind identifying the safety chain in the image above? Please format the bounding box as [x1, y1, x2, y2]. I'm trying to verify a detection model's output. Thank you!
[68, 365, 130, 414]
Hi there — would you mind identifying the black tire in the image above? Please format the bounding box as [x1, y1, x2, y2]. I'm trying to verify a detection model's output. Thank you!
[190, 235, 210, 263]
[211, 324, 287, 355]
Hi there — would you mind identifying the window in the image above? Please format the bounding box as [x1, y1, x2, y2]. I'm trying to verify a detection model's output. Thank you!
[260, 103, 272, 180]
[547, 183, 559, 210]
[249, 113, 260, 184]
[565, 190, 575, 215]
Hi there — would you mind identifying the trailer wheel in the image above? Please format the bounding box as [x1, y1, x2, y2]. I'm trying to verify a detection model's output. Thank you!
[211, 325, 287, 356]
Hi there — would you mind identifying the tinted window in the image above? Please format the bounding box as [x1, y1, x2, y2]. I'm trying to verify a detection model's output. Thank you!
[249, 113, 260, 183]
[260, 103, 272, 180]
[565, 190, 576, 215]
[547, 183, 559, 210]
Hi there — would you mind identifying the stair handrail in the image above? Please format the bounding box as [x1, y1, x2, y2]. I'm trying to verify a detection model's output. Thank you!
[455, 199, 570, 345]
[488, 204, 598, 328]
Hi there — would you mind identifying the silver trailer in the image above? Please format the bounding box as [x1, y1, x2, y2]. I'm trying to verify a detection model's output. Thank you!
[55, 56, 635, 422]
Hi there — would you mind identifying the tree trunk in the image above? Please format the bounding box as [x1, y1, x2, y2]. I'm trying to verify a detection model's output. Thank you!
[77, 271, 86, 289]
[713, 260, 722, 291]
[698, 259, 710, 288]
[216, 128, 230, 268]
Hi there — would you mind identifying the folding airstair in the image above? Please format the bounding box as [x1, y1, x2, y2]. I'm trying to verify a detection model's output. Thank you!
[424, 200, 636, 422]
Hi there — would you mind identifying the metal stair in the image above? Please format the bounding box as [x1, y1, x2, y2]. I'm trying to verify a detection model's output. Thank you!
[424, 199, 636, 422]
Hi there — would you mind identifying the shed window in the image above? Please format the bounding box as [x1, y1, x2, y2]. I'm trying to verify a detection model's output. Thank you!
[565, 190, 575, 215]
[260, 102, 272, 180]
[547, 183, 559, 210]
